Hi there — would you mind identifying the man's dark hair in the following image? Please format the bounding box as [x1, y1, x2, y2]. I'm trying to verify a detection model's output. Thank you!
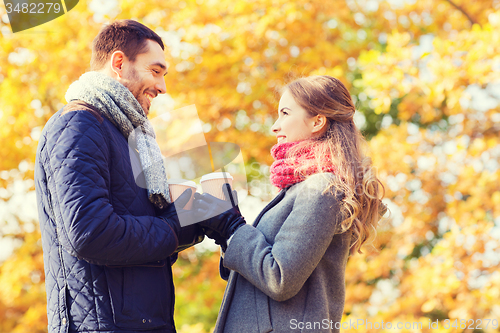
[91, 19, 164, 71]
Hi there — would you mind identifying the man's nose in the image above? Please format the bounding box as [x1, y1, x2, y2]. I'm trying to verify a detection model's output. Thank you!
[156, 78, 167, 94]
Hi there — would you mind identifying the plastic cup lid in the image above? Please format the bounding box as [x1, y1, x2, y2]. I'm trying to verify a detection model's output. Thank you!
[200, 172, 233, 182]
[167, 179, 197, 188]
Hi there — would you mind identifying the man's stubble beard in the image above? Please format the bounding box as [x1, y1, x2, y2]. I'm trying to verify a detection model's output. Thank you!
[123, 67, 147, 113]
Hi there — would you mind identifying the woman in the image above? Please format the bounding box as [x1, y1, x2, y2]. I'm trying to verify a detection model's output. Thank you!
[197, 75, 385, 333]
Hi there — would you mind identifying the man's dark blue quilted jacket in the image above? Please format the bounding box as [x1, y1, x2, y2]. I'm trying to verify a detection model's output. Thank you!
[35, 105, 179, 333]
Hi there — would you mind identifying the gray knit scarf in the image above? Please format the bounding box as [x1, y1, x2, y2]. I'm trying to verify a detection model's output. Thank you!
[65, 71, 171, 209]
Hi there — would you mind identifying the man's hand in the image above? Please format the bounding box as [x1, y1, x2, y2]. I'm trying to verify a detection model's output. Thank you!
[159, 189, 194, 237]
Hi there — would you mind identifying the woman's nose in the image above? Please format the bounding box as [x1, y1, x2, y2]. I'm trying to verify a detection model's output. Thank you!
[270, 120, 279, 134]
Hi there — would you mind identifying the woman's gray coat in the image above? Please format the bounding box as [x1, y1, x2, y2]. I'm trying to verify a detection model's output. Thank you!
[214, 173, 352, 333]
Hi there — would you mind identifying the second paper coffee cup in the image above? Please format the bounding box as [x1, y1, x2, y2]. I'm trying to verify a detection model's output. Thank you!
[200, 172, 233, 200]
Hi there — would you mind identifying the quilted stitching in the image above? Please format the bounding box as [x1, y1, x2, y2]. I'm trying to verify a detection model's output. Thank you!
[35, 108, 177, 333]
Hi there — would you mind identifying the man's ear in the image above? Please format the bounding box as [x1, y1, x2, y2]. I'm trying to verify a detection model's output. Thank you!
[109, 51, 126, 79]
[312, 114, 328, 134]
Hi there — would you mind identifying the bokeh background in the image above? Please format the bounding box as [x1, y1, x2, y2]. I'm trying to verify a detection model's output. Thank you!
[1, 0, 500, 332]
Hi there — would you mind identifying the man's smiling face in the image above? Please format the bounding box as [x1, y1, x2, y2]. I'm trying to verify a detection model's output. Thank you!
[120, 39, 168, 116]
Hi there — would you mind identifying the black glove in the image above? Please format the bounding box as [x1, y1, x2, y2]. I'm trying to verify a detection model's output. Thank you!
[193, 183, 246, 240]
[159, 188, 194, 237]
[204, 229, 228, 252]
[174, 223, 205, 253]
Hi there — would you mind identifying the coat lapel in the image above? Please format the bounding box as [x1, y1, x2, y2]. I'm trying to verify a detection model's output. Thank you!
[252, 189, 287, 227]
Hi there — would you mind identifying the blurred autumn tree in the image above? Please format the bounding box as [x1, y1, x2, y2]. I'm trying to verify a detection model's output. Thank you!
[1, 0, 499, 332]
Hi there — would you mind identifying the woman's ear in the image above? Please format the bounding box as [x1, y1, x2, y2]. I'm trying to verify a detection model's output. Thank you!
[312, 115, 328, 134]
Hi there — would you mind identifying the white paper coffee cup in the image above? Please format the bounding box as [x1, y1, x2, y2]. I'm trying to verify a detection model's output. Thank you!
[168, 179, 197, 210]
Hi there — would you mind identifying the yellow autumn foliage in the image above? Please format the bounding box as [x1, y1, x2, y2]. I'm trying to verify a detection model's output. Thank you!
[1, 0, 499, 332]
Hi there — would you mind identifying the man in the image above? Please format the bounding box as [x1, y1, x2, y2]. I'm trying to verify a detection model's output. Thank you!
[34, 20, 202, 333]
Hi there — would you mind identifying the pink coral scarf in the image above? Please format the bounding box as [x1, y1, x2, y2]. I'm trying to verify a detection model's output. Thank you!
[270, 141, 336, 189]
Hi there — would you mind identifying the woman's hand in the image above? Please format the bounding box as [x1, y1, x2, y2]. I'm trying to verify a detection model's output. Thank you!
[193, 184, 246, 240]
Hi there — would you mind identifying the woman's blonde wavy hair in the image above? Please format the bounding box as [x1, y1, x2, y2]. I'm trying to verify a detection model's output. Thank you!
[283, 75, 386, 254]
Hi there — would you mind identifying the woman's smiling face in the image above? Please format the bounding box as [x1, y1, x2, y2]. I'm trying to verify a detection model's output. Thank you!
[271, 89, 317, 144]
